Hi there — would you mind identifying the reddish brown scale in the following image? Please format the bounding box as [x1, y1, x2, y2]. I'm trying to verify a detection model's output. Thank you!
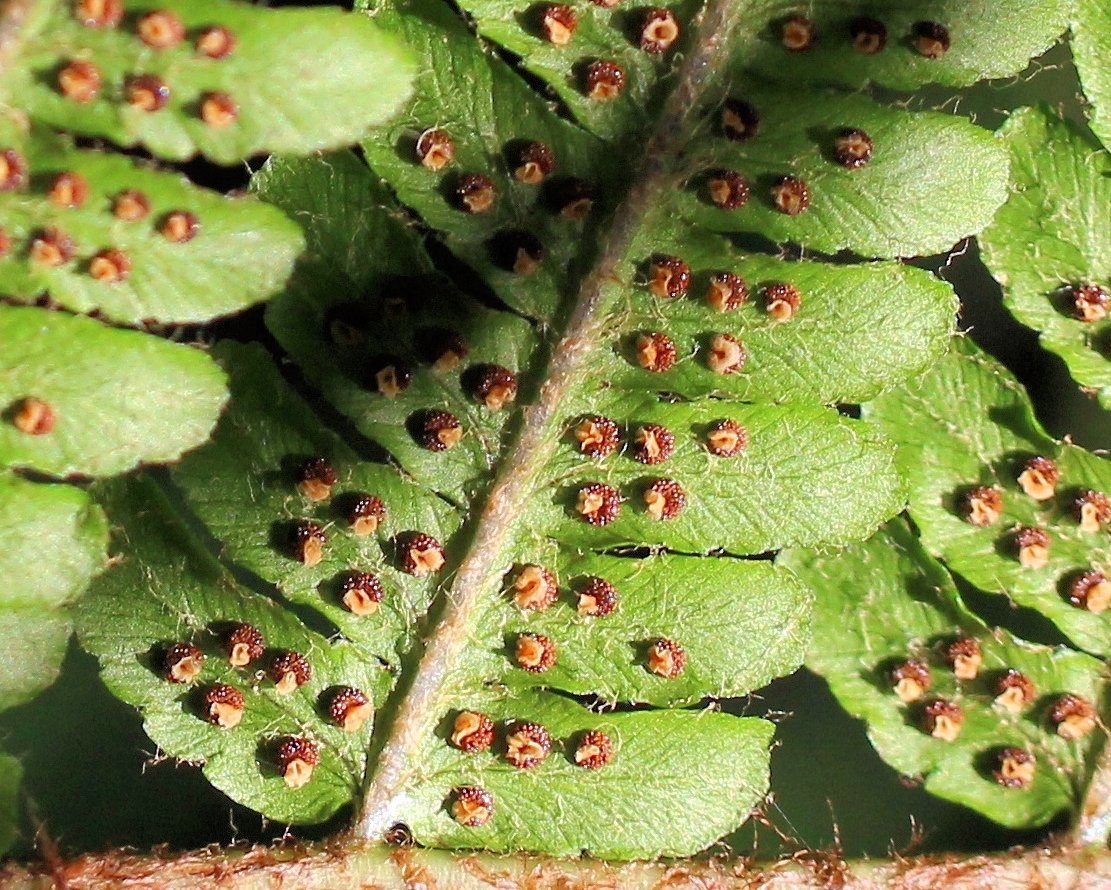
[74, 0, 123, 28]
[1050, 694, 1098, 740]
[0, 150, 25, 191]
[923, 699, 964, 742]
[707, 273, 748, 311]
[1069, 570, 1111, 614]
[994, 669, 1036, 714]
[574, 415, 620, 458]
[1014, 527, 1050, 570]
[516, 633, 557, 673]
[451, 711, 496, 753]
[369, 356, 412, 399]
[584, 60, 625, 101]
[11, 397, 55, 436]
[781, 15, 814, 51]
[512, 141, 555, 184]
[270, 651, 311, 695]
[57, 60, 101, 103]
[203, 684, 245, 728]
[290, 520, 326, 567]
[1075, 489, 1111, 533]
[707, 171, 750, 210]
[329, 686, 373, 732]
[416, 327, 469, 371]
[644, 478, 686, 520]
[512, 564, 559, 611]
[161, 210, 200, 243]
[707, 333, 746, 374]
[994, 747, 1035, 789]
[576, 482, 621, 526]
[163, 642, 204, 684]
[48, 172, 88, 209]
[451, 786, 494, 826]
[200, 92, 238, 128]
[721, 99, 759, 142]
[455, 173, 497, 214]
[226, 624, 264, 667]
[340, 572, 384, 617]
[850, 17, 887, 54]
[540, 4, 577, 46]
[771, 176, 811, 215]
[706, 419, 747, 457]
[945, 638, 981, 681]
[474, 365, 519, 411]
[30, 228, 74, 267]
[276, 737, 319, 789]
[137, 10, 185, 48]
[415, 410, 463, 451]
[415, 128, 455, 171]
[640, 8, 680, 53]
[636, 332, 678, 373]
[647, 255, 692, 299]
[647, 638, 686, 678]
[505, 721, 552, 769]
[297, 456, 337, 502]
[963, 485, 1003, 527]
[126, 75, 170, 112]
[1017, 456, 1059, 501]
[764, 282, 801, 321]
[632, 423, 675, 465]
[1069, 283, 1111, 323]
[833, 129, 874, 169]
[891, 659, 931, 703]
[348, 493, 387, 536]
[552, 178, 594, 219]
[196, 25, 237, 59]
[89, 249, 131, 284]
[914, 21, 951, 59]
[574, 730, 614, 768]
[399, 531, 446, 577]
[576, 577, 618, 617]
[113, 190, 151, 221]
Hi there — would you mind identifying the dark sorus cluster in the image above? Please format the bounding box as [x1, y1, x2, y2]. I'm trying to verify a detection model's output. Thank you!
[886, 637, 1098, 790]
[158, 624, 374, 788]
[1061, 281, 1111, 324]
[446, 711, 616, 826]
[0, 150, 202, 281]
[959, 456, 1111, 613]
[60, 1, 238, 124]
[775, 15, 952, 61]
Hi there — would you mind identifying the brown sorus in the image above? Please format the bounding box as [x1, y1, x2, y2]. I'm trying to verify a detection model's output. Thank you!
[541, 4, 577, 46]
[512, 565, 559, 611]
[771, 175, 810, 215]
[204, 684, 245, 728]
[196, 25, 236, 59]
[576, 482, 621, 526]
[707, 273, 748, 311]
[1050, 693, 1098, 740]
[504, 721, 552, 769]
[648, 255, 692, 299]
[640, 8, 680, 53]
[512, 141, 555, 184]
[707, 333, 746, 374]
[993, 669, 1036, 714]
[781, 15, 814, 51]
[30, 228, 75, 266]
[1014, 526, 1050, 570]
[89, 249, 131, 283]
[516, 633, 557, 672]
[636, 332, 678, 373]
[574, 415, 620, 458]
[276, 737, 319, 788]
[74, 0, 123, 28]
[706, 419, 747, 457]
[415, 128, 455, 171]
[369, 356, 412, 399]
[399, 532, 446, 576]
[643, 478, 686, 520]
[415, 410, 463, 451]
[964, 485, 1003, 527]
[647, 638, 686, 678]
[1069, 569, 1111, 614]
[451, 786, 494, 826]
[945, 638, 981, 680]
[200, 92, 238, 128]
[576, 577, 618, 617]
[474, 365, 518, 411]
[226, 624, 264, 667]
[113, 190, 151, 221]
[290, 520, 326, 567]
[455, 173, 497, 214]
[707, 171, 750, 210]
[1075, 490, 1111, 533]
[340, 572, 384, 616]
[160, 211, 200, 243]
[297, 457, 337, 502]
[164, 642, 204, 684]
[584, 60, 625, 101]
[994, 747, 1035, 789]
[348, 493, 387, 536]
[574, 729, 614, 768]
[1068, 283, 1110, 323]
[451, 711, 495, 753]
[0, 150, 26, 191]
[125, 75, 170, 112]
[328, 686, 373, 732]
[57, 60, 101, 103]
[923, 699, 964, 741]
[764, 282, 801, 321]
[721, 99, 759, 141]
[48, 171, 88, 209]
[913, 21, 951, 59]
[632, 423, 675, 465]
[849, 17, 887, 54]
[270, 651, 311, 695]
[11, 397, 55, 436]
[1017, 456, 1059, 501]
[833, 128, 874, 169]
[137, 10, 185, 48]
[891, 659, 931, 703]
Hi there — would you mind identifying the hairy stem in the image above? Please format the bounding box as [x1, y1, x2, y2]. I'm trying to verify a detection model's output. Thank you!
[356, 0, 744, 838]
[6, 842, 1111, 889]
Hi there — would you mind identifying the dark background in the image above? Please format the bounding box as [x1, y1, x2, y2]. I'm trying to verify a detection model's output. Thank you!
[3, 37, 1109, 862]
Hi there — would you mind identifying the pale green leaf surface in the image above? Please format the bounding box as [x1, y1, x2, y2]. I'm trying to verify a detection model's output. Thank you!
[739, 0, 1071, 91]
[1073, 0, 1111, 152]
[78, 475, 390, 825]
[398, 691, 773, 858]
[8, 0, 414, 164]
[257, 153, 539, 503]
[676, 87, 1010, 258]
[866, 337, 1111, 655]
[786, 520, 1106, 829]
[597, 228, 956, 403]
[465, 552, 811, 706]
[0, 127, 302, 325]
[0, 306, 227, 478]
[979, 107, 1111, 409]
[358, 0, 613, 322]
[535, 393, 905, 554]
[172, 342, 461, 666]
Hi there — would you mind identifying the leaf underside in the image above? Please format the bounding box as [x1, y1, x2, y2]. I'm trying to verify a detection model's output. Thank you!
[979, 106, 1111, 410]
[1073, 0, 1111, 153]
[786, 520, 1106, 829]
[77, 0, 1061, 858]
